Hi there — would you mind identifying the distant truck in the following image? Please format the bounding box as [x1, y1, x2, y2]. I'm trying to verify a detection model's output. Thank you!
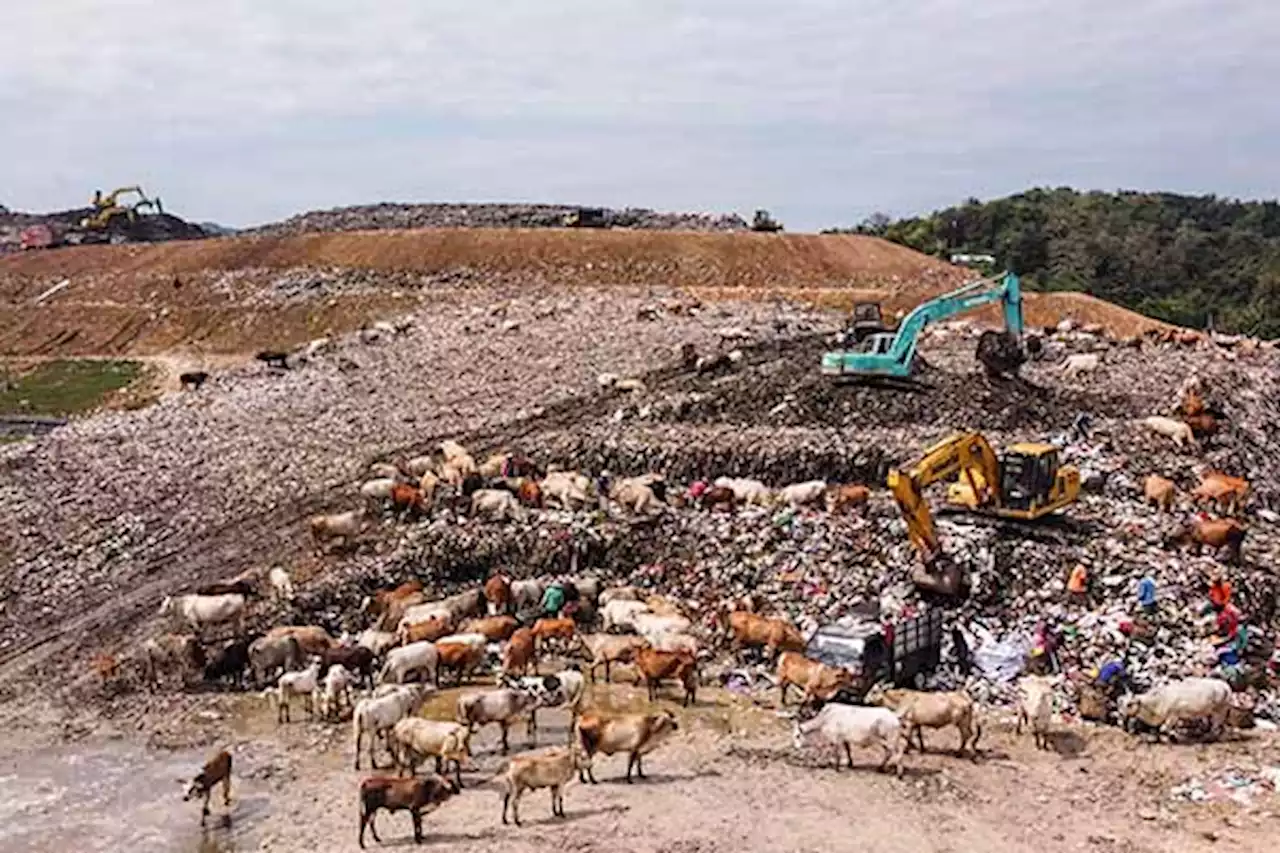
[19, 224, 58, 251]
[805, 608, 946, 701]
[563, 207, 610, 228]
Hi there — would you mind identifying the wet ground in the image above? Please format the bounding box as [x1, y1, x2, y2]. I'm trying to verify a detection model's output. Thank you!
[0, 740, 256, 853]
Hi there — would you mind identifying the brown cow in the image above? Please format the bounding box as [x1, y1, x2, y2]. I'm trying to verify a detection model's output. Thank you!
[483, 574, 511, 615]
[435, 642, 486, 686]
[634, 647, 698, 706]
[700, 486, 736, 511]
[516, 479, 543, 507]
[531, 617, 576, 654]
[371, 580, 423, 610]
[727, 611, 805, 659]
[826, 484, 871, 514]
[459, 615, 518, 642]
[1183, 413, 1220, 438]
[1143, 475, 1176, 512]
[399, 615, 453, 645]
[265, 625, 334, 656]
[389, 484, 426, 518]
[776, 651, 853, 705]
[502, 628, 537, 676]
[1174, 516, 1246, 563]
[358, 774, 458, 848]
[1192, 473, 1249, 515]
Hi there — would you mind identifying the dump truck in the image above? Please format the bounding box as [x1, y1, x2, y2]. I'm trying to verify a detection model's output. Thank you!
[806, 608, 947, 700]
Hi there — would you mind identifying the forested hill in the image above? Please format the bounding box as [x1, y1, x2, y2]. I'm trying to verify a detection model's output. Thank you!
[834, 188, 1280, 338]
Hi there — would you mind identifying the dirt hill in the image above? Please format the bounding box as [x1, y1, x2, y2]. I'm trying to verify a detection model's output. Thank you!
[0, 228, 1166, 359]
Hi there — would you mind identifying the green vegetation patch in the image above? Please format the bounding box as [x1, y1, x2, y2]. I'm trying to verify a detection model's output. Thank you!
[831, 188, 1280, 338]
[0, 359, 143, 416]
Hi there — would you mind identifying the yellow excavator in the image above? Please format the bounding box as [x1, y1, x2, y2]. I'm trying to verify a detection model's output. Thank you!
[79, 186, 163, 231]
[888, 432, 1080, 570]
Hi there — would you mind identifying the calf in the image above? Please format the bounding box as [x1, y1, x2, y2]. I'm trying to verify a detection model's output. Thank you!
[358, 774, 458, 848]
[203, 637, 252, 689]
[143, 634, 206, 689]
[699, 485, 737, 511]
[184, 750, 232, 825]
[499, 746, 589, 826]
[389, 484, 427, 519]
[1141, 415, 1196, 449]
[1016, 676, 1055, 750]
[826, 484, 870, 514]
[1192, 472, 1249, 515]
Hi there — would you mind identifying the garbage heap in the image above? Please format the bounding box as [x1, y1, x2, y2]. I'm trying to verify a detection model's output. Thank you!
[299, 319, 1280, 719]
[242, 202, 749, 238]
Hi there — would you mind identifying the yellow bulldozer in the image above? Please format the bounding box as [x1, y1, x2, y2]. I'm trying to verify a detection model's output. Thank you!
[888, 432, 1080, 589]
[79, 186, 163, 231]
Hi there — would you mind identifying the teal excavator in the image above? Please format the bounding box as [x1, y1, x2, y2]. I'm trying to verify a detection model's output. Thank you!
[821, 272, 1028, 380]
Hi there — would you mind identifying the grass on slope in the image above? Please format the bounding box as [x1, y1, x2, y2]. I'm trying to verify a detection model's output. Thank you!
[0, 359, 142, 416]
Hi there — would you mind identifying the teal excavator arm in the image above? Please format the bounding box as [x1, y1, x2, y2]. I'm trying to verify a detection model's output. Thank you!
[821, 272, 1023, 379]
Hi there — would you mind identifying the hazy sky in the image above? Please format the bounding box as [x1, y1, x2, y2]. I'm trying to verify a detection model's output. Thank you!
[2, 1, 1277, 231]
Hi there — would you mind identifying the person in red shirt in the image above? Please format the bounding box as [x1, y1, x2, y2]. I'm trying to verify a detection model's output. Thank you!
[1209, 575, 1233, 610]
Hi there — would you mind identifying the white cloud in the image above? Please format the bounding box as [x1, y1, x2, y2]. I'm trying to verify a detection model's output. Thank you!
[2, 1, 1277, 228]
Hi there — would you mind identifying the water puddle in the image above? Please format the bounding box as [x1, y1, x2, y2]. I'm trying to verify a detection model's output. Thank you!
[0, 741, 261, 853]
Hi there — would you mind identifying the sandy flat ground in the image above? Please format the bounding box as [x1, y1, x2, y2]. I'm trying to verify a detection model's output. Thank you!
[4, 680, 1278, 853]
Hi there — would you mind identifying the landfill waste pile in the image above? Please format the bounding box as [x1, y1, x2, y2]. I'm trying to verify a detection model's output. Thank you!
[241, 202, 749, 238]
[2, 287, 1279, 732]
[0, 204, 206, 252]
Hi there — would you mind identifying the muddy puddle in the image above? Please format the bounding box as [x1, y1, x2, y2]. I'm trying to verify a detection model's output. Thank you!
[0, 741, 262, 853]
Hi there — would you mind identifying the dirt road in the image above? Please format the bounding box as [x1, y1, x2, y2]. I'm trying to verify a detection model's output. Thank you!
[3, 682, 1277, 853]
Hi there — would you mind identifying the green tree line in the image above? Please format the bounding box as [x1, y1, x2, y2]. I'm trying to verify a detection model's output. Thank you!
[831, 188, 1280, 337]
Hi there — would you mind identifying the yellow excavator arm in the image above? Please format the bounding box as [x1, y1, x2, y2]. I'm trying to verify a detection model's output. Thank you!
[886, 432, 1001, 561]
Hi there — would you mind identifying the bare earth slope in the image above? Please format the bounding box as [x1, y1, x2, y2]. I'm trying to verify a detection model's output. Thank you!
[0, 229, 1162, 358]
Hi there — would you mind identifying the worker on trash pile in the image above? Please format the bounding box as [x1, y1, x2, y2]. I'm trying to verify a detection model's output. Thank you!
[541, 581, 566, 617]
[1208, 573, 1233, 610]
[1069, 412, 1093, 442]
[560, 579, 581, 620]
[1028, 619, 1060, 674]
[1067, 564, 1090, 605]
[1093, 659, 1130, 699]
[1136, 575, 1157, 613]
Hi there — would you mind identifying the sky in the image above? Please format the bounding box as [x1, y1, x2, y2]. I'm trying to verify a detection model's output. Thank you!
[2, 1, 1278, 231]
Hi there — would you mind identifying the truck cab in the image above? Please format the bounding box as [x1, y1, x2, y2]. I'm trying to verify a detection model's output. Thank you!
[805, 609, 946, 701]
